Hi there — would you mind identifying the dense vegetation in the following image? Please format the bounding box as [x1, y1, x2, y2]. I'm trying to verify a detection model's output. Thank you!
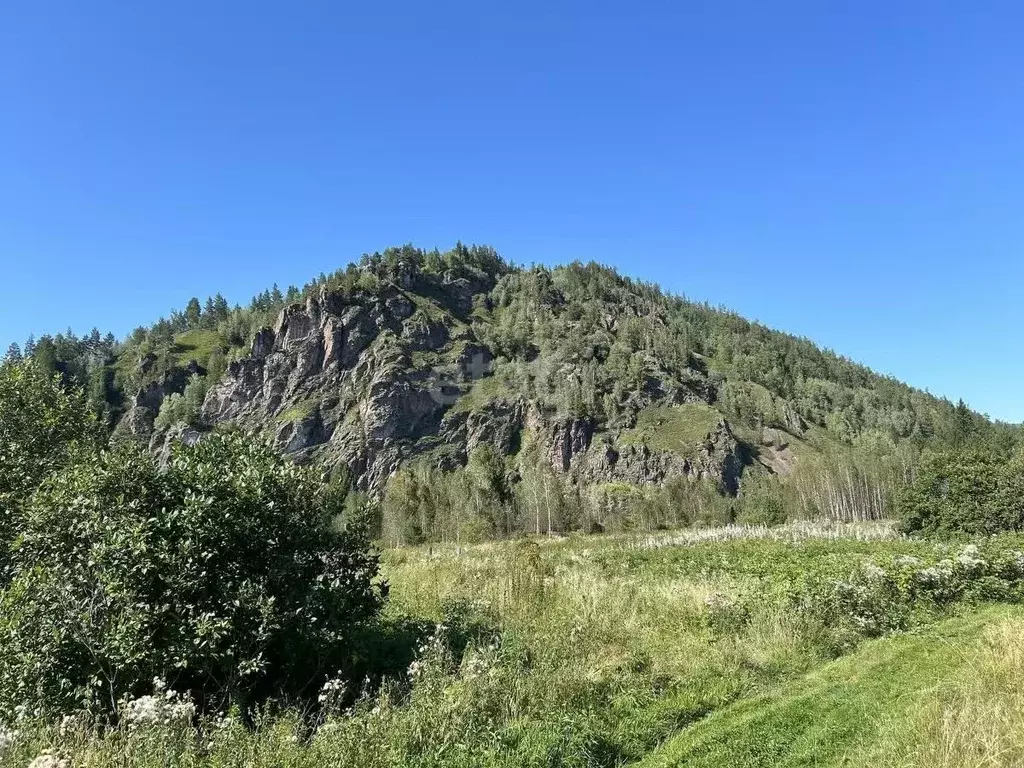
[0, 362, 383, 723]
[6, 244, 1015, 448]
[2, 243, 1024, 765]
[6, 246, 1015, 540]
[3, 245, 508, 430]
[897, 449, 1024, 536]
[5, 524, 1024, 766]
[3, 244, 1022, 546]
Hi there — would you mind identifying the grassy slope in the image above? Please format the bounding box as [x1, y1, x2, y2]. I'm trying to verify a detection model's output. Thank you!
[171, 329, 226, 366]
[638, 604, 1018, 768]
[618, 403, 725, 458]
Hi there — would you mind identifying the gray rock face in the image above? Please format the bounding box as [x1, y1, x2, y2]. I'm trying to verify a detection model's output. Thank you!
[564, 419, 744, 494]
[547, 417, 594, 472]
[194, 283, 471, 494]
[438, 398, 529, 464]
[118, 404, 156, 439]
[118, 274, 754, 499]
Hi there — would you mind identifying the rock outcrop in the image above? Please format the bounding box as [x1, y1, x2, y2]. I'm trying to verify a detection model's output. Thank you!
[117, 360, 206, 439]
[564, 419, 744, 494]
[118, 272, 756, 498]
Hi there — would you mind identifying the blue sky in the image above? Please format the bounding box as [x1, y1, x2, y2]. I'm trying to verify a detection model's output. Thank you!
[1, 1, 1022, 421]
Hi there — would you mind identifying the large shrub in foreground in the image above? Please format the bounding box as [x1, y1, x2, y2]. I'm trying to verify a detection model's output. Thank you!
[0, 434, 382, 717]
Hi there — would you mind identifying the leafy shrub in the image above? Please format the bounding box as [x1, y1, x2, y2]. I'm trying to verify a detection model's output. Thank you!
[153, 374, 210, 431]
[702, 593, 750, 637]
[792, 542, 1024, 648]
[0, 361, 101, 583]
[737, 475, 788, 527]
[897, 450, 1024, 535]
[0, 434, 383, 718]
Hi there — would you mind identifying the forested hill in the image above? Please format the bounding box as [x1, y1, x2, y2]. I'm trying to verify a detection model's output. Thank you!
[5, 244, 1018, 541]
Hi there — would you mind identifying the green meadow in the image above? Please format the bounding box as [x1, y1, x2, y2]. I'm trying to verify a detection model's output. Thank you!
[6, 521, 1024, 767]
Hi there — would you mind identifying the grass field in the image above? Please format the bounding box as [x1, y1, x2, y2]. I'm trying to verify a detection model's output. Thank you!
[4, 521, 1024, 767]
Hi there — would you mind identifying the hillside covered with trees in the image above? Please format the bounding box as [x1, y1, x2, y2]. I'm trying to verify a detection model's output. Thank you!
[5, 243, 1020, 544]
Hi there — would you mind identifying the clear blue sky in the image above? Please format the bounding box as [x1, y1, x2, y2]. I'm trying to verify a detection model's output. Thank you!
[2, 1, 1022, 421]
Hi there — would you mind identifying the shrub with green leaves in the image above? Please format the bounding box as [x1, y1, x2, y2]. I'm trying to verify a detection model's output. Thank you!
[152, 374, 210, 431]
[788, 542, 1024, 649]
[0, 433, 383, 718]
[737, 474, 788, 527]
[897, 449, 1024, 535]
[0, 360, 101, 583]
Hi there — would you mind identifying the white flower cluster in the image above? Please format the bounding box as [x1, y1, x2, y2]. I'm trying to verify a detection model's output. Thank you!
[12, 704, 38, 722]
[633, 520, 898, 550]
[0, 726, 17, 752]
[119, 678, 196, 730]
[850, 614, 879, 634]
[860, 563, 887, 581]
[461, 638, 501, 681]
[956, 544, 987, 571]
[832, 579, 872, 602]
[892, 555, 922, 568]
[27, 752, 68, 768]
[1003, 550, 1024, 575]
[318, 675, 347, 708]
[461, 654, 492, 680]
[407, 624, 450, 682]
[909, 545, 993, 586]
[315, 721, 341, 739]
[916, 559, 955, 586]
[406, 658, 426, 682]
[57, 713, 86, 737]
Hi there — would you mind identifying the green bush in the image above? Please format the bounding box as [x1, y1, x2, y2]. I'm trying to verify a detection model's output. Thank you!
[153, 374, 210, 431]
[0, 434, 383, 718]
[737, 476, 787, 526]
[790, 543, 1024, 648]
[0, 360, 101, 583]
[897, 450, 1024, 536]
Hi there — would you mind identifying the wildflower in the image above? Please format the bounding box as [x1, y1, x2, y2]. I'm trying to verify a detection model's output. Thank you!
[318, 676, 347, 707]
[916, 560, 954, 586]
[27, 752, 69, 768]
[407, 659, 426, 681]
[851, 615, 878, 633]
[892, 555, 921, 568]
[957, 544, 987, 571]
[315, 722, 341, 740]
[58, 714, 82, 736]
[461, 647, 497, 680]
[119, 684, 195, 730]
[860, 563, 887, 581]
[1000, 550, 1024, 574]
[0, 727, 17, 752]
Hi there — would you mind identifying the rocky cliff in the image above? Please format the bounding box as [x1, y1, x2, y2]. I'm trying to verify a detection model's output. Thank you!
[125, 265, 751, 499]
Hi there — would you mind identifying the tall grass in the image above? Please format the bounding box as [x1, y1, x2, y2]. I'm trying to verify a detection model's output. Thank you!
[1, 522, 1020, 767]
[873, 615, 1024, 767]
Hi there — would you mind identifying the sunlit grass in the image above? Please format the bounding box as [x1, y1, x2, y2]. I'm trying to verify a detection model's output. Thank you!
[865, 613, 1024, 767]
[4, 522, 1023, 767]
[618, 403, 725, 458]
